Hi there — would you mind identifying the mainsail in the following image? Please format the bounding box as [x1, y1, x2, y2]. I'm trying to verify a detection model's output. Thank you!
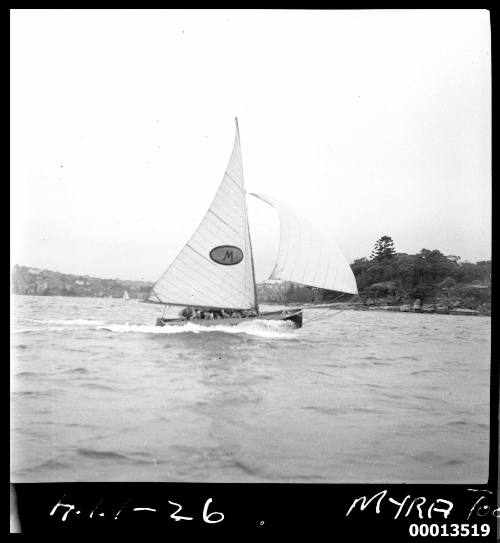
[249, 193, 358, 295]
[149, 119, 258, 310]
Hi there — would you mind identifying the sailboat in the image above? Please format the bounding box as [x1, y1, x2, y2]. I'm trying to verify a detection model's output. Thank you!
[148, 119, 357, 328]
[123, 290, 130, 301]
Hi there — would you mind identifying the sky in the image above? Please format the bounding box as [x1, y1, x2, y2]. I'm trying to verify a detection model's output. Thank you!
[11, 9, 491, 283]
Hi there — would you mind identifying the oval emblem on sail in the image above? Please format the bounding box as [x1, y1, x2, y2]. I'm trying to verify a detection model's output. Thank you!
[209, 245, 243, 266]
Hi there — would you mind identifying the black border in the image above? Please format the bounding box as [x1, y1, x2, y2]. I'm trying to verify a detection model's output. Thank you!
[10, 7, 498, 539]
[10, 482, 499, 538]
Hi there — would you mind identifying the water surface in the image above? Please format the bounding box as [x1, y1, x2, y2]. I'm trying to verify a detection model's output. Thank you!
[11, 295, 490, 483]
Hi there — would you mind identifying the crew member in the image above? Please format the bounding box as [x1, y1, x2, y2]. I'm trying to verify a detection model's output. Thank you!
[179, 306, 195, 320]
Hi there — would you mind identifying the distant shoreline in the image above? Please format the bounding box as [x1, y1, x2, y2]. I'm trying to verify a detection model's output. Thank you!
[273, 301, 491, 317]
[12, 293, 491, 317]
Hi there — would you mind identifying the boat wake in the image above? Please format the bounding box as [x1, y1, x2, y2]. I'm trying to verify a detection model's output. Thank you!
[12, 319, 107, 334]
[32, 318, 107, 326]
[99, 319, 297, 338]
[13, 318, 297, 338]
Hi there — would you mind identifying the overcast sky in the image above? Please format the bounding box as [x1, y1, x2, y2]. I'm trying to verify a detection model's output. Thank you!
[11, 9, 491, 282]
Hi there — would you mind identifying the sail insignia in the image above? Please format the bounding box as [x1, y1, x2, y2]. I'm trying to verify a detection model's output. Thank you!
[209, 245, 244, 266]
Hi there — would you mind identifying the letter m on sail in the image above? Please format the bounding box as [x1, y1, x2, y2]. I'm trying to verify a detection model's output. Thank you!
[223, 250, 234, 262]
[346, 490, 387, 516]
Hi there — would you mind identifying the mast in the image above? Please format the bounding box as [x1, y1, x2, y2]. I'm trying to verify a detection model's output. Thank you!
[247, 211, 260, 315]
[236, 117, 260, 315]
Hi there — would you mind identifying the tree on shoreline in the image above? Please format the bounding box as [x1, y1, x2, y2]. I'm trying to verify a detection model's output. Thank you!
[370, 236, 396, 262]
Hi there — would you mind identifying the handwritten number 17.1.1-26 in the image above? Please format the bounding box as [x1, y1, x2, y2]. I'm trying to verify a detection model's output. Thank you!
[49, 496, 224, 524]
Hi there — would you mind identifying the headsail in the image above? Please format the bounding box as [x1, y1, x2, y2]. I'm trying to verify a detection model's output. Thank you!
[249, 193, 358, 295]
[149, 119, 258, 310]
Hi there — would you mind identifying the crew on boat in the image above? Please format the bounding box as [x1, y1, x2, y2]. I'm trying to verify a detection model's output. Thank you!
[178, 307, 257, 320]
[179, 306, 195, 320]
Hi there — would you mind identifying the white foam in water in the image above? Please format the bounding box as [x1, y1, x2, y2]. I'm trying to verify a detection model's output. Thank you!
[14, 326, 97, 333]
[14, 318, 297, 338]
[30, 319, 106, 326]
[96, 319, 296, 338]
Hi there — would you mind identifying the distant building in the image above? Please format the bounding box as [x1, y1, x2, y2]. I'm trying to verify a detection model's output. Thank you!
[446, 255, 461, 263]
[261, 279, 287, 291]
[12, 264, 154, 298]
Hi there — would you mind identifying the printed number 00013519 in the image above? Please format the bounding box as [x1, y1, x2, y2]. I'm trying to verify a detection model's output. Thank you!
[409, 524, 490, 537]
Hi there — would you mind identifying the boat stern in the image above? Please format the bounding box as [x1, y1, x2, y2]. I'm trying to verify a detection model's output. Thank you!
[284, 310, 303, 329]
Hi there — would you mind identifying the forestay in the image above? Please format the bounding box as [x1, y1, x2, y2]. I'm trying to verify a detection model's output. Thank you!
[249, 193, 358, 295]
[149, 120, 258, 310]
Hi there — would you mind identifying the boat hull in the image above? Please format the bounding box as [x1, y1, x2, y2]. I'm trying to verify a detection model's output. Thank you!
[156, 309, 303, 329]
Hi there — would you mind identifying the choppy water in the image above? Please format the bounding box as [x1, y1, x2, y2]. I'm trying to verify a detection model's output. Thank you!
[10, 295, 491, 483]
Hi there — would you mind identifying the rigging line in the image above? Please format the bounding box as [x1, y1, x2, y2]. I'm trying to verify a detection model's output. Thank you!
[306, 309, 344, 322]
[225, 171, 245, 192]
[212, 185, 245, 217]
[207, 209, 241, 237]
[320, 291, 352, 305]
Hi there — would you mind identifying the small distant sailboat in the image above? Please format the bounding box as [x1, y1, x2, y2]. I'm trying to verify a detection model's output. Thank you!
[147, 119, 357, 328]
[123, 290, 130, 301]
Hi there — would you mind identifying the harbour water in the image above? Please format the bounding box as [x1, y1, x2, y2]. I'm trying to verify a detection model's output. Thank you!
[11, 295, 490, 483]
